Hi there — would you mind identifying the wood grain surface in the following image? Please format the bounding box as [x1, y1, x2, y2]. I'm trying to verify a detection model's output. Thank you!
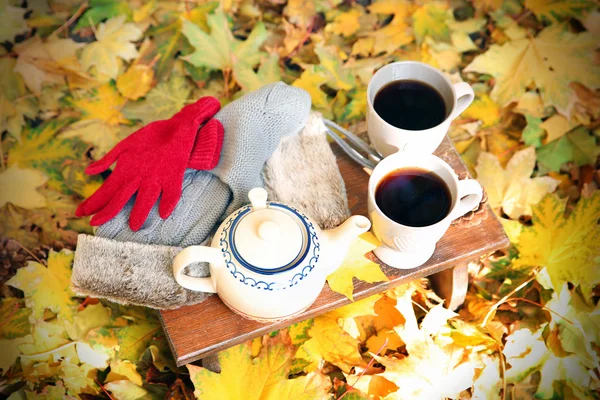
[159, 136, 509, 366]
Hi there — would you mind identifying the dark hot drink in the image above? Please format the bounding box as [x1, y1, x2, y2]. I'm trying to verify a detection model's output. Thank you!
[373, 80, 446, 130]
[375, 167, 451, 227]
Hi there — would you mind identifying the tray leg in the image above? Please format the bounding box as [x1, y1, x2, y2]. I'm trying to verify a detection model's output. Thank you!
[429, 262, 469, 311]
[201, 353, 221, 373]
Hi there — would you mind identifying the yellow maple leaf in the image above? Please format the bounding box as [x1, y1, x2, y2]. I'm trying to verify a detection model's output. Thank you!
[375, 289, 474, 399]
[63, 303, 111, 341]
[419, 37, 461, 72]
[413, 2, 450, 43]
[106, 360, 143, 386]
[284, 0, 316, 28]
[18, 320, 72, 364]
[541, 114, 577, 143]
[105, 380, 147, 399]
[464, 24, 600, 117]
[13, 35, 90, 93]
[462, 93, 501, 127]
[280, 19, 306, 57]
[188, 331, 331, 399]
[0, 165, 47, 209]
[116, 64, 154, 100]
[80, 16, 142, 79]
[72, 84, 129, 126]
[295, 316, 365, 373]
[61, 363, 98, 396]
[327, 232, 388, 300]
[59, 119, 122, 159]
[514, 192, 600, 298]
[367, 0, 414, 55]
[475, 147, 559, 219]
[351, 37, 375, 57]
[314, 44, 356, 90]
[6, 249, 78, 324]
[514, 91, 547, 118]
[0, 335, 33, 372]
[326, 9, 362, 37]
[292, 65, 329, 109]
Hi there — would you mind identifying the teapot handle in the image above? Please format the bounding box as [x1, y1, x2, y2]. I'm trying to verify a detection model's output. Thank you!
[172, 246, 224, 293]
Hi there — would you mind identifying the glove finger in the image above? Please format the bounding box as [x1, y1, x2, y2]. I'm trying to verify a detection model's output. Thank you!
[188, 119, 225, 170]
[128, 182, 161, 231]
[177, 96, 221, 127]
[75, 170, 125, 217]
[85, 142, 127, 175]
[158, 172, 185, 219]
[89, 178, 141, 226]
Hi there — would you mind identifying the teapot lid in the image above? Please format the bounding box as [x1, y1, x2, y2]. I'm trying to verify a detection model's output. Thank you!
[223, 188, 316, 275]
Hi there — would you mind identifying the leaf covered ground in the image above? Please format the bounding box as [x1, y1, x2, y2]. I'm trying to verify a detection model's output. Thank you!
[0, 0, 599, 399]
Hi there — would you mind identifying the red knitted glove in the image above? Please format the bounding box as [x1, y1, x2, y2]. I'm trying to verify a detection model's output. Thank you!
[75, 97, 224, 231]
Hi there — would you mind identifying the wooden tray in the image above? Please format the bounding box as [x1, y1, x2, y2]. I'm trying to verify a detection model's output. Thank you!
[159, 136, 509, 366]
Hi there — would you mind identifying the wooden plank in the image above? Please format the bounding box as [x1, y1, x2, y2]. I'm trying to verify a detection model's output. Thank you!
[159, 136, 509, 366]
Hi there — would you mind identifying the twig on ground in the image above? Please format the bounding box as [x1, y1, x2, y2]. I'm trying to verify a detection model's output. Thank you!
[54, 1, 89, 37]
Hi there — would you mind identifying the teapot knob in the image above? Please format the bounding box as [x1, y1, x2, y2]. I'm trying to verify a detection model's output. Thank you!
[258, 221, 280, 242]
[248, 187, 268, 210]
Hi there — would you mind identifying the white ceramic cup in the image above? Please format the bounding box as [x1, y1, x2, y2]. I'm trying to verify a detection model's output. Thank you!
[367, 152, 483, 269]
[367, 61, 475, 157]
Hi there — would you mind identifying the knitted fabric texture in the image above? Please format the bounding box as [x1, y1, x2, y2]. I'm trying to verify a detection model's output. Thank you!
[72, 113, 351, 310]
[97, 82, 311, 252]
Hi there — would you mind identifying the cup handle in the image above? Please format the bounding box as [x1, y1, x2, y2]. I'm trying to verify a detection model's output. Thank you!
[452, 82, 475, 120]
[452, 179, 483, 219]
[172, 246, 224, 293]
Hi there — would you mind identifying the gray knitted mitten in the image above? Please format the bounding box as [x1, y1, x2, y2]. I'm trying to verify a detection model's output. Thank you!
[97, 82, 311, 251]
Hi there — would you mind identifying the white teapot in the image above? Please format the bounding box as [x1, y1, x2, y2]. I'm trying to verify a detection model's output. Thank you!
[172, 188, 371, 322]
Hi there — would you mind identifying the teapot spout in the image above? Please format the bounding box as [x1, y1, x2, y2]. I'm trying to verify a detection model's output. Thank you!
[321, 216, 371, 276]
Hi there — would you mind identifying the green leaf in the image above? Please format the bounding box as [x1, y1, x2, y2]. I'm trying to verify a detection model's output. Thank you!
[233, 53, 282, 95]
[289, 319, 314, 346]
[314, 44, 356, 91]
[75, 0, 132, 29]
[147, 22, 187, 81]
[338, 87, 367, 122]
[524, 0, 597, 23]
[522, 115, 545, 147]
[6, 119, 86, 194]
[0, 57, 38, 141]
[0, 0, 28, 42]
[123, 73, 192, 125]
[181, 11, 267, 73]
[115, 311, 162, 362]
[0, 298, 32, 339]
[536, 127, 600, 172]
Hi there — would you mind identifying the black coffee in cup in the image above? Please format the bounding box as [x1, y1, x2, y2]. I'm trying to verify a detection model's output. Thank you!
[375, 167, 451, 227]
[373, 80, 447, 130]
